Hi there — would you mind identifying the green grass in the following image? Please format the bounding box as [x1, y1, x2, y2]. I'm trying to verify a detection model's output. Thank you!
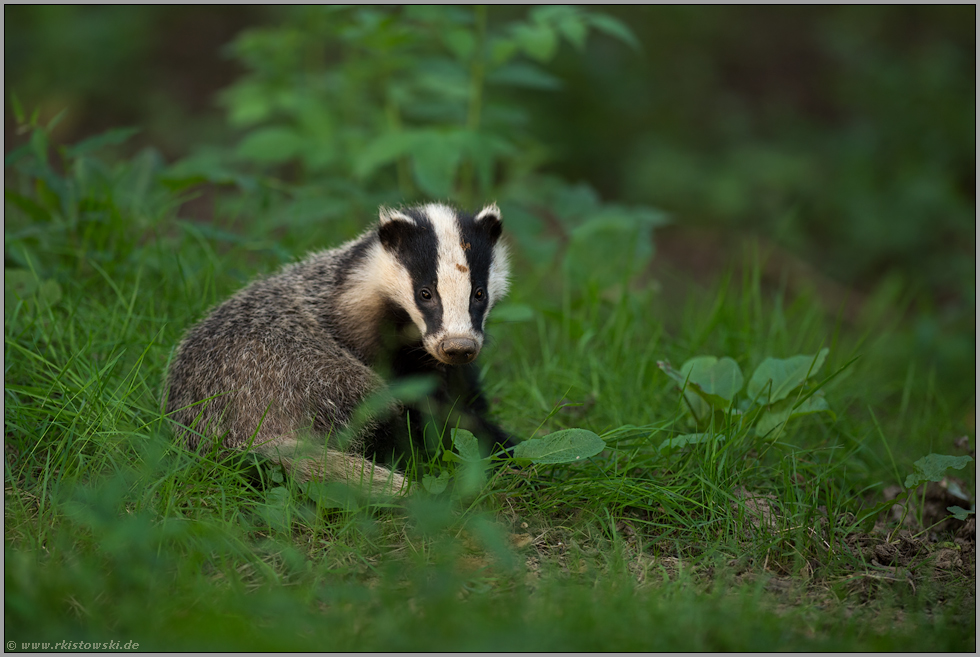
[4, 148, 975, 650]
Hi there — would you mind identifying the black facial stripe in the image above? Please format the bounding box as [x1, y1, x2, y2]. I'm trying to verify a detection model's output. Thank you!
[457, 211, 496, 334]
[392, 212, 443, 336]
[333, 232, 378, 290]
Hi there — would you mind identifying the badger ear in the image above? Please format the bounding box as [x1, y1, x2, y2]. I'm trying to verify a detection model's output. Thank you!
[378, 206, 416, 251]
[474, 203, 502, 243]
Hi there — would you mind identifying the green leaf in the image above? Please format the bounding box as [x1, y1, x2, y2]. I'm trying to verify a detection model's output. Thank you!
[658, 432, 725, 454]
[451, 428, 488, 496]
[4, 143, 33, 168]
[755, 390, 834, 437]
[5, 190, 50, 222]
[223, 81, 274, 127]
[485, 62, 563, 90]
[10, 92, 24, 123]
[530, 6, 588, 50]
[30, 127, 49, 164]
[557, 16, 588, 50]
[512, 428, 605, 464]
[236, 126, 305, 164]
[680, 356, 744, 409]
[65, 127, 141, 158]
[451, 428, 482, 462]
[4, 269, 62, 315]
[585, 13, 641, 51]
[46, 107, 69, 133]
[563, 212, 654, 289]
[355, 131, 420, 179]
[256, 486, 292, 532]
[512, 23, 558, 62]
[422, 472, 450, 495]
[904, 454, 974, 490]
[747, 348, 829, 404]
[410, 134, 464, 197]
[5, 269, 40, 301]
[490, 37, 519, 65]
[947, 506, 975, 521]
[455, 130, 516, 195]
[442, 28, 476, 61]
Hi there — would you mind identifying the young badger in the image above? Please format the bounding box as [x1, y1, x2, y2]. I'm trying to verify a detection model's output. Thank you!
[164, 203, 515, 495]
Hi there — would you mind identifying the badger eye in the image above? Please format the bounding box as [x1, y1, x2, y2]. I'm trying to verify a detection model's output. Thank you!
[419, 288, 432, 301]
[474, 288, 485, 301]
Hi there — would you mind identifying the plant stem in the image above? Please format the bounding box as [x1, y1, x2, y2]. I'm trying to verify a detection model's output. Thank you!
[458, 4, 487, 206]
[466, 5, 487, 133]
[385, 96, 415, 198]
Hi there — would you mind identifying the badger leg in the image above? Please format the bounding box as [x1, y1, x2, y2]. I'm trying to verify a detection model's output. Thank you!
[236, 341, 407, 496]
[254, 438, 408, 498]
[168, 337, 408, 496]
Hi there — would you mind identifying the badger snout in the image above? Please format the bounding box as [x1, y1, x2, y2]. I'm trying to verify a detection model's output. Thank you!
[437, 336, 480, 364]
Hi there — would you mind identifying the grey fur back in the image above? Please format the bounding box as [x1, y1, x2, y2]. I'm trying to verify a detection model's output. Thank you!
[164, 233, 403, 493]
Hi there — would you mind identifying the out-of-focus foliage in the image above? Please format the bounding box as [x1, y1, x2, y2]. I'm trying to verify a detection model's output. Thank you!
[216, 5, 636, 204]
[529, 6, 974, 303]
[4, 108, 174, 277]
[3, 5, 274, 158]
[163, 5, 666, 288]
[6, 7, 972, 305]
[4, 9, 976, 650]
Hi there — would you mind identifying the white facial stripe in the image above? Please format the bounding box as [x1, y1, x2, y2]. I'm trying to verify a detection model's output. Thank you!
[487, 241, 510, 317]
[346, 242, 426, 333]
[424, 203, 476, 339]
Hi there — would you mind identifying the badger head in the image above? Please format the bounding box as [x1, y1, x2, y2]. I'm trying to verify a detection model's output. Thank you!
[376, 203, 510, 366]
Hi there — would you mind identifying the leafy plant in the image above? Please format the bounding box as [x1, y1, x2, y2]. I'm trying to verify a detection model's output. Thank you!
[210, 6, 637, 206]
[4, 106, 176, 280]
[511, 427, 605, 464]
[424, 426, 605, 498]
[657, 348, 837, 443]
[901, 453, 975, 525]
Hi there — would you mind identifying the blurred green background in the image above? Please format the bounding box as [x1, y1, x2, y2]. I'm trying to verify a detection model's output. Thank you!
[5, 5, 975, 403]
[4, 8, 976, 649]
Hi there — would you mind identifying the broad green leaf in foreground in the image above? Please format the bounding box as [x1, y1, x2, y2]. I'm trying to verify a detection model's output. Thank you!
[903, 453, 974, 490]
[659, 356, 744, 411]
[755, 390, 834, 437]
[680, 356, 744, 408]
[5, 269, 62, 314]
[450, 428, 483, 462]
[513, 428, 605, 464]
[746, 348, 829, 404]
[450, 428, 487, 495]
[422, 471, 450, 495]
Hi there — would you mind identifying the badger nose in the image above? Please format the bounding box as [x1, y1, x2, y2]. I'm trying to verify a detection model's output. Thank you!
[438, 337, 479, 364]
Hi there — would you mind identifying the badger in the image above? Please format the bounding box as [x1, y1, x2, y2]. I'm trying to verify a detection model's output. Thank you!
[163, 202, 515, 496]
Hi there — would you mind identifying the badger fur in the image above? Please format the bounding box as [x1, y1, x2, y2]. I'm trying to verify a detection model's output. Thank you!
[163, 203, 515, 496]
